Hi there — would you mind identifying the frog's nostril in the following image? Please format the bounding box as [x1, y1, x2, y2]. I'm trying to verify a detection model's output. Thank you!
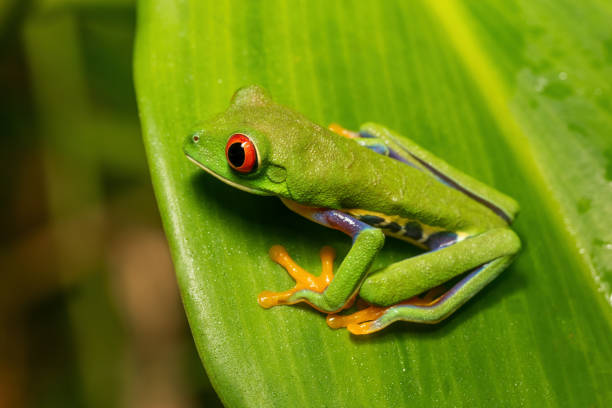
[193, 135, 200, 142]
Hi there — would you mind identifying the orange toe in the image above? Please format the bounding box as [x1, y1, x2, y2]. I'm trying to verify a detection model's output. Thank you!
[257, 245, 336, 309]
[328, 123, 359, 139]
[326, 305, 386, 331]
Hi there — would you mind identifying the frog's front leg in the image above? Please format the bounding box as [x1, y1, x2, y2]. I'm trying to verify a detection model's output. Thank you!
[258, 199, 385, 313]
[257, 245, 337, 311]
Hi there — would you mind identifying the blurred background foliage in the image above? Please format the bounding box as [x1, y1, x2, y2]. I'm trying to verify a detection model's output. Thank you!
[0, 0, 221, 406]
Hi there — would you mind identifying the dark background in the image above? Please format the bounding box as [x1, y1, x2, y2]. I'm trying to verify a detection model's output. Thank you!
[1, 1, 222, 406]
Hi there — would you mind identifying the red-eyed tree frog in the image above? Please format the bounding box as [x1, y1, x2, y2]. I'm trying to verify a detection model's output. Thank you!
[184, 85, 521, 335]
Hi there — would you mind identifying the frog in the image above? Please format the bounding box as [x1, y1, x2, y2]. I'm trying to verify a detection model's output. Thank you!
[183, 85, 521, 335]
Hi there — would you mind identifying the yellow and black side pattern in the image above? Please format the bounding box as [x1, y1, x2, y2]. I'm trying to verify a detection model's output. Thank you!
[344, 208, 467, 250]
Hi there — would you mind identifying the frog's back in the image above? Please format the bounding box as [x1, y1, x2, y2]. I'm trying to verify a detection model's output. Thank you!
[281, 125, 511, 235]
[233, 91, 516, 234]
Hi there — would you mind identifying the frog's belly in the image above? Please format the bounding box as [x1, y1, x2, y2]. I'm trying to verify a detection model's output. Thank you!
[343, 209, 466, 250]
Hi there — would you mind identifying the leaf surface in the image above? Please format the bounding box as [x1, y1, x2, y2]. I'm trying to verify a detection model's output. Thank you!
[134, 1, 612, 406]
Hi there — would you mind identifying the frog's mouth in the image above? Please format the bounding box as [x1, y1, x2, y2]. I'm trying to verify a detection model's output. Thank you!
[186, 154, 271, 196]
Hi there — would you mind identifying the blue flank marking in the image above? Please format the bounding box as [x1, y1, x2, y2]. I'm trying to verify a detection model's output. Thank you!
[426, 231, 458, 251]
[313, 209, 372, 242]
[388, 149, 421, 170]
[358, 131, 376, 138]
[367, 144, 389, 155]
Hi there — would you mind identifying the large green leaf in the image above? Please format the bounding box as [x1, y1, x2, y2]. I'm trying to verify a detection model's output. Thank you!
[134, 0, 612, 406]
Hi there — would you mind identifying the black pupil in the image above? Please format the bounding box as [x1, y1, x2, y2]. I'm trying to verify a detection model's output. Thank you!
[227, 142, 245, 167]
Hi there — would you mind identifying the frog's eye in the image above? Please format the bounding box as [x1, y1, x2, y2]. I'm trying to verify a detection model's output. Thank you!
[225, 133, 258, 173]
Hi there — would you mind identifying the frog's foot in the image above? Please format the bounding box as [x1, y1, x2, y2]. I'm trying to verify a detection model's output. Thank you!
[328, 123, 359, 139]
[326, 291, 444, 335]
[326, 305, 388, 334]
[258, 245, 335, 311]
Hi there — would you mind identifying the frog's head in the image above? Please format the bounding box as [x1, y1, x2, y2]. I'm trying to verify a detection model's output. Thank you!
[184, 85, 306, 197]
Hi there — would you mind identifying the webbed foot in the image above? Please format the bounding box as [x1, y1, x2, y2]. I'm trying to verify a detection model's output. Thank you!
[326, 304, 388, 335]
[328, 123, 359, 138]
[258, 245, 336, 311]
[326, 287, 445, 335]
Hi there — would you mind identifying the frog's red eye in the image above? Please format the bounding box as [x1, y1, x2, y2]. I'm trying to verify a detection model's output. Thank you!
[225, 133, 257, 173]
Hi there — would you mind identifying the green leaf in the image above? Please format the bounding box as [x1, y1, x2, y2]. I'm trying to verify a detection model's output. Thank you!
[134, 0, 612, 406]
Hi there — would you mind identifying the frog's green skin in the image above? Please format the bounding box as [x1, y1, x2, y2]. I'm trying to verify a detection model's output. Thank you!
[184, 85, 521, 334]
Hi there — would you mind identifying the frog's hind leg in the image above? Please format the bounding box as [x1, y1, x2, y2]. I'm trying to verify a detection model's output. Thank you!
[329, 254, 515, 335]
[359, 123, 519, 222]
[326, 285, 446, 331]
[328, 228, 520, 334]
